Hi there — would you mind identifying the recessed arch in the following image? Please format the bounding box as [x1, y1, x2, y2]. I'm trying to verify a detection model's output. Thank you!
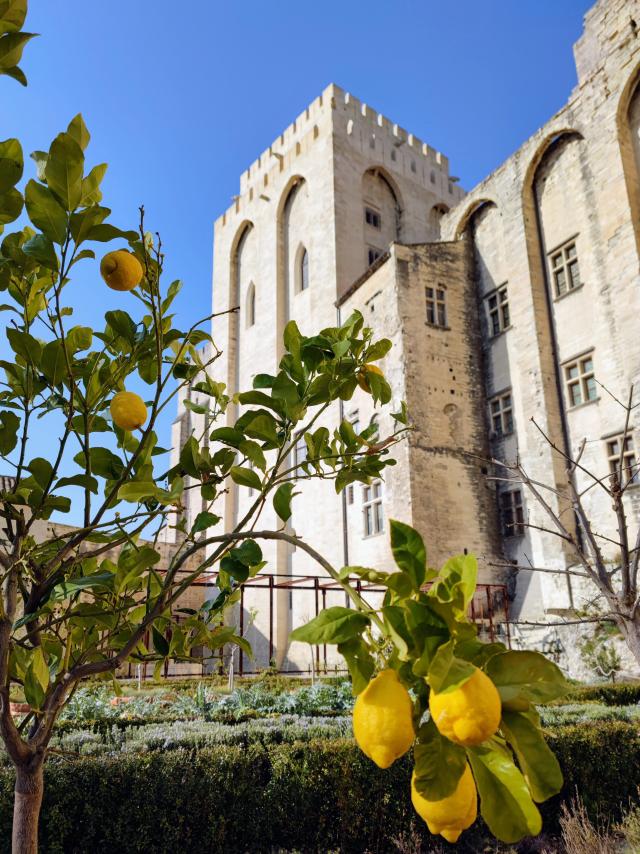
[453, 198, 498, 240]
[276, 175, 307, 359]
[520, 128, 585, 197]
[428, 202, 450, 238]
[616, 60, 640, 257]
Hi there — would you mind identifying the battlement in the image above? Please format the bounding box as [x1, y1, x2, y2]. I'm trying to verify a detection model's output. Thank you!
[330, 84, 450, 174]
[217, 82, 459, 229]
[573, 0, 639, 84]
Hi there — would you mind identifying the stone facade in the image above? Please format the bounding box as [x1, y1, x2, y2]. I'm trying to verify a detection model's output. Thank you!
[167, 0, 640, 674]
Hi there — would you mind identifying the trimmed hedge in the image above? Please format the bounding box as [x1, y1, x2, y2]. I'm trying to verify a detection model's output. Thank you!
[0, 723, 639, 853]
[562, 681, 640, 706]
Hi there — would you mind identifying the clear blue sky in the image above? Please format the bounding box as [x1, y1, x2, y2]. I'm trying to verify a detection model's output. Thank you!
[1, 0, 591, 522]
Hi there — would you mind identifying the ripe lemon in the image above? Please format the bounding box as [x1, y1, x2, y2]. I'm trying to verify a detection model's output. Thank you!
[353, 669, 414, 768]
[100, 250, 143, 292]
[429, 666, 501, 747]
[110, 391, 148, 431]
[411, 762, 477, 843]
[357, 363, 384, 393]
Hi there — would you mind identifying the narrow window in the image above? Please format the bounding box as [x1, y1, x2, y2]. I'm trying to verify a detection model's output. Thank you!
[606, 435, 639, 486]
[348, 410, 360, 435]
[294, 432, 308, 473]
[364, 207, 381, 229]
[363, 480, 383, 536]
[500, 489, 524, 537]
[299, 248, 309, 291]
[489, 392, 514, 437]
[347, 485, 354, 505]
[367, 246, 383, 267]
[426, 285, 447, 328]
[486, 284, 510, 336]
[549, 240, 581, 298]
[564, 354, 596, 408]
[246, 282, 256, 328]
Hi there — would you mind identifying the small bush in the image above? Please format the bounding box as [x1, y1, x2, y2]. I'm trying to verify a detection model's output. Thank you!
[560, 682, 640, 706]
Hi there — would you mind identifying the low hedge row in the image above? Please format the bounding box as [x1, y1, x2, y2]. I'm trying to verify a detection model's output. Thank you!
[562, 681, 640, 706]
[0, 722, 639, 853]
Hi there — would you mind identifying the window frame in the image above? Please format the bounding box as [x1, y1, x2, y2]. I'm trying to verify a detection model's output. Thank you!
[485, 283, 510, 337]
[293, 431, 308, 474]
[563, 352, 597, 409]
[425, 284, 447, 328]
[549, 238, 582, 299]
[367, 246, 383, 267]
[362, 479, 384, 537]
[299, 247, 309, 292]
[606, 434, 639, 487]
[500, 489, 524, 538]
[364, 206, 381, 230]
[489, 391, 514, 438]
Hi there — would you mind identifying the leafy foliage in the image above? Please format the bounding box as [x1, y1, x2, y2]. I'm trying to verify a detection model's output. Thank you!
[291, 520, 570, 844]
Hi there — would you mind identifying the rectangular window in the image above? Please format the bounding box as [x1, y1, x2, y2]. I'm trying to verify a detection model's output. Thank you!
[550, 240, 581, 298]
[564, 354, 597, 408]
[364, 207, 381, 229]
[606, 434, 639, 486]
[348, 410, 360, 436]
[500, 489, 524, 537]
[486, 284, 510, 336]
[367, 246, 383, 267]
[489, 392, 514, 437]
[363, 480, 383, 536]
[426, 285, 447, 328]
[347, 485, 354, 505]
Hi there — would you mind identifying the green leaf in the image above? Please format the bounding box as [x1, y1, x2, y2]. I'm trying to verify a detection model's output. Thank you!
[24, 180, 68, 244]
[0, 137, 22, 193]
[427, 638, 475, 693]
[80, 163, 107, 206]
[85, 222, 138, 243]
[179, 435, 200, 478]
[364, 338, 392, 361]
[6, 327, 41, 363]
[27, 457, 52, 488]
[390, 519, 426, 589]
[230, 466, 262, 491]
[55, 474, 99, 494]
[66, 325, 92, 354]
[0, 409, 19, 454]
[0, 186, 22, 224]
[382, 605, 413, 660]
[45, 132, 84, 211]
[468, 740, 542, 843]
[338, 636, 375, 695]
[244, 412, 280, 446]
[486, 651, 570, 709]
[152, 625, 169, 657]
[192, 511, 220, 533]
[273, 482, 295, 522]
[40, 340, 67, 385]
[501, 710, 563, 803]
[0, 64, 26, 86]
[413, 719, 467, 800]
[22, 233, 59, 270]
[290, 606, 370, 645]
[66, 114, 90, 151]
[239, 439, 266, 472]
[49, 572, 115, 601]
[117, 482, 164, 503]
[283, 319, 302, 357]
[74, 447, 124, 480]
[0, 31, 35, 70]
[0, 1, 28, 35]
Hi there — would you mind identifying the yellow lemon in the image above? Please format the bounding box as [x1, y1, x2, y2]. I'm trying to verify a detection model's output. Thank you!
[110, 391, 148, 431]
[357, 363, 384, 393]
[429, 666, 501, 747]
[353, 669, 414, 768]
[411, 763, 477, 843]
[100, 250, 143, 292]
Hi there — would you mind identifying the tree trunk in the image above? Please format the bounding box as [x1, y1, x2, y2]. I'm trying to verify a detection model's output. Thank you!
[12, 762, 43, 854]
[619, 616, 640, 668]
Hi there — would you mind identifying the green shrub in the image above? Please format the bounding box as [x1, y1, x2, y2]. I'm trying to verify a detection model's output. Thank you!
[560, 682, 640, 706]
[0, 723, 638, 853]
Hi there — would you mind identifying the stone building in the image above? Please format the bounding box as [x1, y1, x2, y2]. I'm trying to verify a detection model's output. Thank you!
[166, 0, 640, 674]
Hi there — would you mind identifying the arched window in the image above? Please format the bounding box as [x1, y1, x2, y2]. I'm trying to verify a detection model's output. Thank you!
[300, 248, 309, 291]
[246, 282, 256, 328]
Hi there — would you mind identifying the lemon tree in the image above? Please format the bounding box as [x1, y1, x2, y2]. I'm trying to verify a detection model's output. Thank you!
[290, 521, 569, 845]
[0, 7, 406, 850]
